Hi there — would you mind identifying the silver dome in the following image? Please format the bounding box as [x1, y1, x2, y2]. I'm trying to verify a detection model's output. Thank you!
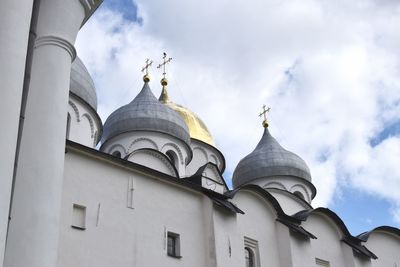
[70, 57, 97, 110]
[101, 82, 191, 147]
[232, 128, 311, 188]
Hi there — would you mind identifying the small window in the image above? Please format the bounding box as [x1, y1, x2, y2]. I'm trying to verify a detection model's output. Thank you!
[315, 258, 330, 266]
[294, 191, 305, 200]
[244, 236, 259, 267]
[72, 204, 86, 230]
[245, 247, 255, 267]
[112, 151, 122, 158]
[167, 232, 181, 258]
[66, 113, 71, 139]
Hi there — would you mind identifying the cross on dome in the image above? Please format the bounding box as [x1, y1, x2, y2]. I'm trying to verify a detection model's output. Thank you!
[141, 58, 153, 82]
[259, 105, 271, 128]
[157, 52, 172, 86]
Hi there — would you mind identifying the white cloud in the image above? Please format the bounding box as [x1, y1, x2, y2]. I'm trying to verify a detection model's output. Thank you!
[76, 0, 400, 222]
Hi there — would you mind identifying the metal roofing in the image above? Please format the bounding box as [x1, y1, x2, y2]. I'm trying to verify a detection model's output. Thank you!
[70, 57, 97, 110]
[101, 82, 191, 147]
[232, 128, 311, 188]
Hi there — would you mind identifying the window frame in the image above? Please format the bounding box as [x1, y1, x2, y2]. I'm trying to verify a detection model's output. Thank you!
[244, 236, 260, 267]
[71, 204, 86, 230]
[167, 231, 181, 258]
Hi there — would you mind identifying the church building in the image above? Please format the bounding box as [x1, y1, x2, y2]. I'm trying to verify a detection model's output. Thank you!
[0, 1, 399, 267]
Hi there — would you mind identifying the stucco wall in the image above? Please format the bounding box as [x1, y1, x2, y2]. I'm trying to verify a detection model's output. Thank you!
[0, 0, 34, 262]
[366, 231, 400, 267]
[299, 213, 351, 266]
[59, 150, 208, 267]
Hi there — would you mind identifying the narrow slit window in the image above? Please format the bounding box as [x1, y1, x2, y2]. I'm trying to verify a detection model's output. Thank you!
[72, 204, 86, 230]
[66, 113, 71, 139]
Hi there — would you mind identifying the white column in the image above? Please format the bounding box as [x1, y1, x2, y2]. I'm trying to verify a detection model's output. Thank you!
[0, 0, 34, 264]
[3, 1, 86, 266]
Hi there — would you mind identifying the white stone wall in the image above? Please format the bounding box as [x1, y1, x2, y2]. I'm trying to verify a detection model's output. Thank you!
[59, 149, 209, 267]
[58, 148, 400, 267]
[366, 231, 400, 267]
[298, 213, 351, 267]
[233, 190, 282, 267]
[0, 0, 34, 261]
[67, 94, 101, 148]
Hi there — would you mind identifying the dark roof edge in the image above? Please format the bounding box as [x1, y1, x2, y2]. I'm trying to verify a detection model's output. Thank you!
[189, 162, 229, 191]
[266, 187, 313, 209]
[66, 140, 241, 213]
[191, 138, 226, 173]
[125, 148, 179, 178]
[292, 208, 379, 259]
[357, 226, 400, 242]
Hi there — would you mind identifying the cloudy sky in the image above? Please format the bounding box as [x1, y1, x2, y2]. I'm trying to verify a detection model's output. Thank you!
[75, 0, 400, 234]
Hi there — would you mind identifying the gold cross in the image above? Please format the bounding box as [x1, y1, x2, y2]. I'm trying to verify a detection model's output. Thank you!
[259, 105, 271, 127]
[157, 52, 172, 79]
[141, 58, 153, 75]
[259, 105, 271, 121]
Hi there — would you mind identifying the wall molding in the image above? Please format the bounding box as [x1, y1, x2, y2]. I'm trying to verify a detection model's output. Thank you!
[68, 100, 80, 122]
[35, 35, 76, 60]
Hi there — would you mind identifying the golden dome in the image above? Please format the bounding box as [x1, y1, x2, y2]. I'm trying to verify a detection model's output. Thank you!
[159, 86, 215, 146]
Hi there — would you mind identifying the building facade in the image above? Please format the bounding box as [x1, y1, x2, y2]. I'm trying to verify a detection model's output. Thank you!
[0, 1, 399, 267]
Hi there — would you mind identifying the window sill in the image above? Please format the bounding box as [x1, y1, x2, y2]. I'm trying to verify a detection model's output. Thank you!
[71, 225, 86, 230]
[167, 254, 182, 259]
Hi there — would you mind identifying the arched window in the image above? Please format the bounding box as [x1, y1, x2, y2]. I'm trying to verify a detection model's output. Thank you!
[66, 113, 71, 139]
[245, 247, 255, 267]
[112, 151, 121, 158]
[293, 191, 305, 200]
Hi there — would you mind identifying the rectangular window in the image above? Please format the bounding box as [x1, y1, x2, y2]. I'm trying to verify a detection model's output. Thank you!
[72, 204, 86, 230]
[315, 258, 330, 266]
[167, 232, 181, 258]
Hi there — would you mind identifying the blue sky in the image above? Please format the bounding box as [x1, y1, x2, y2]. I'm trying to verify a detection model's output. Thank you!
[76, 0, 400, 236]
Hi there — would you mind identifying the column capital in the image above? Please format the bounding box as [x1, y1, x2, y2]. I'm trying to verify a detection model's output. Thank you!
[34, 35, 76, 61]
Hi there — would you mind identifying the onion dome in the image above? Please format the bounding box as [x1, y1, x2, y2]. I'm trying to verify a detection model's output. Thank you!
[159, 83, 215, 146]
[232, 127, 311, 188]
[101, 79, 191, 147]
[70, 57, 97, 110]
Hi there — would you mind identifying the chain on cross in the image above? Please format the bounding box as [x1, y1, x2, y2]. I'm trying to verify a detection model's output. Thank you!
[157, 52, 172, 79]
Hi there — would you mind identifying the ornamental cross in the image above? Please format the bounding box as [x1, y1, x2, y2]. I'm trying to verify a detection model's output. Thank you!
[141, 58, 153, 75]
[157, 52, 172, 79]
[259, 105, 271, 121]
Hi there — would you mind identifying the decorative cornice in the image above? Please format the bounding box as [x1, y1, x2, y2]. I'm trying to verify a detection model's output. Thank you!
[79, 0, 103, 26]
[35, 35, 76, 60]
[162, 143, 184, 165]
[128, 137, 159, 152]
[68, 100, 80, 122]
[82, 113, 95, 137]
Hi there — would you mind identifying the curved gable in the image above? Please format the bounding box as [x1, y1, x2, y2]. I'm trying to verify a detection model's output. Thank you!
[126, 148, 178, 178]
